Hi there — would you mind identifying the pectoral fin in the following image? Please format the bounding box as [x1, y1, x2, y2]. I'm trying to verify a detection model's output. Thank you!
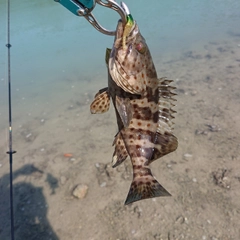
[90, 87, 110, 114]
[105, 48, 111, 66]
[115, 96, 132, 127]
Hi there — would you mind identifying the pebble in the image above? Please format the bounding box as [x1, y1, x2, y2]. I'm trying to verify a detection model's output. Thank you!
[25, 133, 32, 138]
[184, 217, 189, 224]
[192, 178, 197, 183]
[191, 90, 197, 96]
[183, 153, 193, 160]
[72, 184, 88, 199]
[100, 182, 106, 187]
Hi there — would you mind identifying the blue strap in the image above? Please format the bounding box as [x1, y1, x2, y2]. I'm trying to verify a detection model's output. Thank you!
[56, 0, 95, 16]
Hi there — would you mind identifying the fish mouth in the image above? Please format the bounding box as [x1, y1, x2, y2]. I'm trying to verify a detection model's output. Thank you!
[114, 19, 137, 49]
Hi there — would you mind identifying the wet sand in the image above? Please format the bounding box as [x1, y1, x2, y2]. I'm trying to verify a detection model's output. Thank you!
[0, 35, 240, 239]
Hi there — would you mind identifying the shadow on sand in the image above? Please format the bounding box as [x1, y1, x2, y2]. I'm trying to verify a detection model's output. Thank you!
[0, 164, 59, 240]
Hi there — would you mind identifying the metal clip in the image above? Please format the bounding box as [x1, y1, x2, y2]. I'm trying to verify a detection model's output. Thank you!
[55, 0, 131, 36]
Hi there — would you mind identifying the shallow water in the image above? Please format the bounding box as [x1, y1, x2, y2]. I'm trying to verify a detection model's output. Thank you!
[0, 1, 240, 239]
[0, 0, 240, 131]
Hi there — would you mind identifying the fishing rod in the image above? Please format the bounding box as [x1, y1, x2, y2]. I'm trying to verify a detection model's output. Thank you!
[5, 0, 16, 239]
[2, 1, 129, 239]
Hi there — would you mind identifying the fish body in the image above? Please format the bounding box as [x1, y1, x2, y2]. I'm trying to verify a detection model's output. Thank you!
[90, 19, 178, 205]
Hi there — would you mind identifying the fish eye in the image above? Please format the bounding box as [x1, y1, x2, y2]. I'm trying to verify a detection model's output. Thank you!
[135, 42, 146, 54]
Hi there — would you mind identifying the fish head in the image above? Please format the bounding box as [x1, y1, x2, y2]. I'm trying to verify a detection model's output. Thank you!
[109, 19, 157, 94]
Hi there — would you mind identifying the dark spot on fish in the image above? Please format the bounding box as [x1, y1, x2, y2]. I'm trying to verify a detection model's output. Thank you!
[138, 122, 142, 126]
[134, 165, 142, 169]
[142, 107, 152, 116]
[153, 111, 159, 123]
[132, 181, 137, 188]
[133, 104, 138, 109]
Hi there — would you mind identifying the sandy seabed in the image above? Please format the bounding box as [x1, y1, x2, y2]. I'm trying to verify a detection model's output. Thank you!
[0, 34, 240, 240]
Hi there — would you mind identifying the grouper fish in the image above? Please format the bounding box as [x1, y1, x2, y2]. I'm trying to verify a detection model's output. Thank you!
[90, 15, 178, 205]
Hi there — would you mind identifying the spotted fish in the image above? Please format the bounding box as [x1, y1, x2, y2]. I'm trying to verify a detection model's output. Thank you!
[90, 16, 178, 205]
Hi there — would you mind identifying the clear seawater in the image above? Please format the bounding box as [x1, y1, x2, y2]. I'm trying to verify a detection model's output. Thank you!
[0, 0, 239, 130]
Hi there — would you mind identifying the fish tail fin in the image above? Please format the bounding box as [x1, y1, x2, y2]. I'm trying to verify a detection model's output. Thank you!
[124, 168, 171, 205]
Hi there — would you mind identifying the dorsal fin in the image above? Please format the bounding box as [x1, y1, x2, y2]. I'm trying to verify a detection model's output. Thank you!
[157, 77, 177, 134]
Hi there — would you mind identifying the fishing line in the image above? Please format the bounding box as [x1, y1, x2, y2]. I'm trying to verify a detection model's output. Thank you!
[6, 0, 16, 239]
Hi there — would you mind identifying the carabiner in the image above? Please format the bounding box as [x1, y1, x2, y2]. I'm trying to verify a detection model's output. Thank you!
[55, 0, 131, 36]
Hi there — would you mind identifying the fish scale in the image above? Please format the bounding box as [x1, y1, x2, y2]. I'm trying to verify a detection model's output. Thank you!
[90, 19, 178, 204]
